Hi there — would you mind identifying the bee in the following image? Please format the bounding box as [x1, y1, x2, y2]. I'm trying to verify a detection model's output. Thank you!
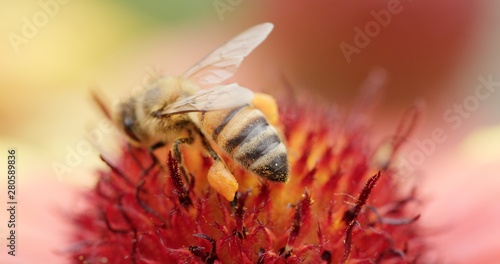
[98, 23, 288, 201]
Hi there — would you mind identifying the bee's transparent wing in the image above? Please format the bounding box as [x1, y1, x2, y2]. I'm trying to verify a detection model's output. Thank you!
[155, 83, 254, 117]
[182, 23, 273, 87]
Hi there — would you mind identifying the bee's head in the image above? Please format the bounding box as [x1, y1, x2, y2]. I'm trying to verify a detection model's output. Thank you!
[115, 98, 144, 146]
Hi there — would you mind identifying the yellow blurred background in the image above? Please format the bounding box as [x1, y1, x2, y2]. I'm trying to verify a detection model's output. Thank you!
[1, 1, 500, 262]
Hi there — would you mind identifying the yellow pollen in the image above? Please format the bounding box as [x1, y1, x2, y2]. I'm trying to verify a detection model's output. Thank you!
[207, 160, 239, 201]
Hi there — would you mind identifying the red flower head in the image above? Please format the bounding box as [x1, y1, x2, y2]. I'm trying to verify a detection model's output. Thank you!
[70, 81, 425, 263]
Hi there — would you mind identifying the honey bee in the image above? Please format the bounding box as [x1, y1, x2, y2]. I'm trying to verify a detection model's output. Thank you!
[99, 23, 288, 201]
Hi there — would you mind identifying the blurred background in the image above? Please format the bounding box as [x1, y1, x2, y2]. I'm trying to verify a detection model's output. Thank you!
[0, 0, 499, 263]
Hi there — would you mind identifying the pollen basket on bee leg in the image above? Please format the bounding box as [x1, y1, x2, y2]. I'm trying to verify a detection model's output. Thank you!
[207, 160, 238, 201]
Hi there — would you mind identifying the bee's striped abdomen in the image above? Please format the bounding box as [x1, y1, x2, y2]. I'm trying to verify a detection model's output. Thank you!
[198, 106, 288, 182]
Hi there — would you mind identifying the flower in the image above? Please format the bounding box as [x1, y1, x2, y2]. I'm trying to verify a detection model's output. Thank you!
[69, 94, 424, 263]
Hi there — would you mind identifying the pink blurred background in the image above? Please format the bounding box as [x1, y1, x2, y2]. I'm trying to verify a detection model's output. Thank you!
[0, 1, 499, 263]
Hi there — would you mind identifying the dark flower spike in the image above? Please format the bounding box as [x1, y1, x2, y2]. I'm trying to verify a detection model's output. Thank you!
[135, 175, 167, 225]
[231, 190, 250, 237]
[300, 167, 317, 188]
[99, 155, 134, 188]
[393, 100, 426, 151]
[321, 250, 332, 264]
[342, 171, 382, 264]
[368, 204, 421, 226]
[374, 100, 426, 170]
[283, 191, 313, 257]
[189, 234, 218, 264]
[166, 151, 193, 208]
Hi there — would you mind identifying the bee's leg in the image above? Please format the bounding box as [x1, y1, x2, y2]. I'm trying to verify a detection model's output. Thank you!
[134, 142, 167, 223]
[194, 131, 220, 162]
[172, 132, 195, 182]
[128, 141, 165, 176]
[145, 141, 165, 174]
[196, 130, 238, 201]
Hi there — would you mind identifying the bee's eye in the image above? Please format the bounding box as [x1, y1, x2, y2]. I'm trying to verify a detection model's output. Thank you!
[123, 116, 141, 142]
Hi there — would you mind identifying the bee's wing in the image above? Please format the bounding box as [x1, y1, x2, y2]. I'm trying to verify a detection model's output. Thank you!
[155, 83, 254, 117]
[182, 23, 273, 87]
